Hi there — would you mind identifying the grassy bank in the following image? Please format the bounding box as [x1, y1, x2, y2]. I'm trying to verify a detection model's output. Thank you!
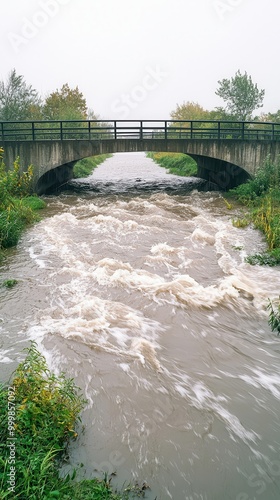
[146, 152, 197, 177]
[73, 155, 112, 178]
[0, 343, 139, 499]
[228, 157, 280, 266]
[0, 148, 46, 253]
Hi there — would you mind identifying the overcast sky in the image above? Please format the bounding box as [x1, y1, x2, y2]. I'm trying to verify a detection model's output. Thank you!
[1, 0, 280, 120]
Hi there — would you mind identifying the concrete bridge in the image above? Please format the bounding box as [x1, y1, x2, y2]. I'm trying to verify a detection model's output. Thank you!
[1, 119, 280, 193]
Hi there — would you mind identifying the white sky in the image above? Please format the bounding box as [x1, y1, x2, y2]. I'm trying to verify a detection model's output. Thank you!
[1, 0, 280, 120]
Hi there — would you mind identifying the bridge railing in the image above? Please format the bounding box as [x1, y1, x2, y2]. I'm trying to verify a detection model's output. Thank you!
[1, 119, 280, 142]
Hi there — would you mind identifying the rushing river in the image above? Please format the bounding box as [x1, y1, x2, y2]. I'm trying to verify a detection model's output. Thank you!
[1, 153, 280, 500]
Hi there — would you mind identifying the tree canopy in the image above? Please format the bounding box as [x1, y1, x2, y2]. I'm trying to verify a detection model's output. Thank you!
[0, 69, 41, 121]
[215, 70, 265, 121]
[43, 83, 88, 120]
[170, 101, 211, 122]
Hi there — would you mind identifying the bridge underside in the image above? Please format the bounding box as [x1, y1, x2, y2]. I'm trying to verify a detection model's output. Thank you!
[3, 138, 272, 194]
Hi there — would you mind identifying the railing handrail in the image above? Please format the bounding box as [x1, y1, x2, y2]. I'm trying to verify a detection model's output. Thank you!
[1, 119, 280, 142]
[0, 118, 280, 124]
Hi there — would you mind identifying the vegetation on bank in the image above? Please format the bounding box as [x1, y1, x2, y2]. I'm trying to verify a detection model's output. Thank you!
[228, 159, 280, 334]
[228, 156, 280, 266]
[267, 298, 280, 335]
[73, 154, 112, 179]
[146, 152, 197, 177]
[0, 148, 46, 252]
[0, 342, 142, 499]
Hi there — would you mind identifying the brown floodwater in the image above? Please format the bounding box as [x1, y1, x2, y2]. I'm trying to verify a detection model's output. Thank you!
[1, 153, 280, 499]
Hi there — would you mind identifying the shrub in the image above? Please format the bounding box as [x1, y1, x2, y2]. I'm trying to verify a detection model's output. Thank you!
[230, 156, 280, 203]
[0, 149, 45, 250]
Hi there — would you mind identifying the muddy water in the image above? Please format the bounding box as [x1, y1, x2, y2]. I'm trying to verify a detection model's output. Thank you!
[1, 153, 280, 500]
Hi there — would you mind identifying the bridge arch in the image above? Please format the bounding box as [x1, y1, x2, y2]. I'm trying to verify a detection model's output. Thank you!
[33, 147, 252, 194]
[1, 119, 280, 194]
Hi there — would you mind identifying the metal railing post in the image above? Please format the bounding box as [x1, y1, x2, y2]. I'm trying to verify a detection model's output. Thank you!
[165, 121, 167, 140]
[32, 122, 35, 141]
[241, 122, 245, 140]
[218, 121, 220, 140]
[114, 121, 117, 140]
[0, 122, 4, 142]
[140, 121, 143, 140]
[190, 121, 193, 139]
[60, 121, 63, 140]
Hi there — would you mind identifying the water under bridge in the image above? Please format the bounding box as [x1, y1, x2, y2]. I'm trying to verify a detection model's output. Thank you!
[1, 119, 280, 193]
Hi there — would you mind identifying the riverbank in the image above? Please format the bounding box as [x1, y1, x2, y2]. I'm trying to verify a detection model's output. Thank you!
[228, 157, 280, 266]
[146, 152, 197, 177]
[0, 343, 138, 499]
[73, 154, 112, 178]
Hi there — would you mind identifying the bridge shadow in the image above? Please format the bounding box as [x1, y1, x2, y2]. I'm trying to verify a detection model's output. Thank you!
[36, 151, 251, 195]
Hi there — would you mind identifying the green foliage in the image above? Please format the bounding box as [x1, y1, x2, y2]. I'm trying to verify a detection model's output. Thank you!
[170, 101, 211, 121]
[2, 279, 18, 288]
[0, 343, 143, 499]
[0, 148, 45, 250]
[0, 68, 41, 121]
[230, 157, 280, 203]
[73, 155, 112, 178]
[245, 249, 280, 266]
[147, 152, 197, 177]
[43, 84, 87, 120]
[215, 70, 265, 121]
[20, 196, 46, 211]
[258, 110, 280, 122]
[0, 154, 34, 202]
[267, 298, 280, 335]
[230, 157, 280, 265]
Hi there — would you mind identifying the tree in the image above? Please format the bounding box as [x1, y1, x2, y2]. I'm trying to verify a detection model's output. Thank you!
[170, 101, 211, 122]
[258, 110, 280, 123]
[0, 69, 41, 121]
[215, 70, 265, 121]
[43, 84, 87, 120]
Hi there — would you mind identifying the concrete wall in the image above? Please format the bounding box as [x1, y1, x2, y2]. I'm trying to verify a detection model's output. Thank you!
[2, 138, 279, 193]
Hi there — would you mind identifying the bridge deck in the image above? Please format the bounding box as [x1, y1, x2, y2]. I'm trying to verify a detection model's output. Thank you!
[1, 119, 280, 142]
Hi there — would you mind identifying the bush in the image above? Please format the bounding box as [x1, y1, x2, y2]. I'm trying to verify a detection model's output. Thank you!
[0, 149, 46, 250]
[230, 156, 280, 265]
[230, 157, 280, 203]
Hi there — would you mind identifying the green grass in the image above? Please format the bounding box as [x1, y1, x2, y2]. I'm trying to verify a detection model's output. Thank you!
[0, 343, 144, 499]
[146, 152, 197, 177]
[229, 157, 280, 266]
[73, 155, 112, 178]
[0, 197, 46, 249]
